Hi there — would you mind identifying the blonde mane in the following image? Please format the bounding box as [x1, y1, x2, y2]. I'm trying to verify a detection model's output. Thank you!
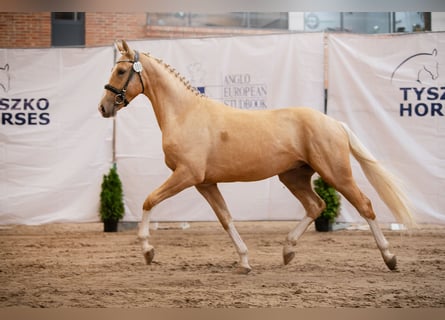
[142, 52, 204, 98]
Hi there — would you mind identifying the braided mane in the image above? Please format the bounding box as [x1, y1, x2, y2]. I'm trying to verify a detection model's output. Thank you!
[142, 52, 204, 98]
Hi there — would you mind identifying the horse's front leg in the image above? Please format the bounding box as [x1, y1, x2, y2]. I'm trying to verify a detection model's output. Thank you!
[138, 167, 199, 264]
[196, 183, 251, 274]
[138, 209, 154, 264]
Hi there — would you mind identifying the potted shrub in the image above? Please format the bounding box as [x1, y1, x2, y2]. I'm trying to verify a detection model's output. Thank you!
[99, 165, 124, 232]
[313, 177, 341, 232]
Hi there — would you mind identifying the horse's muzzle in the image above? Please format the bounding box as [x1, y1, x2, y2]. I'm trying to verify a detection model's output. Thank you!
[99, 104, 113, 118]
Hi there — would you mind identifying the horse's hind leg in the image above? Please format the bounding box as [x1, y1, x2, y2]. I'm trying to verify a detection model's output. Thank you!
[366, 217, 397, 270]
[196, 183, 251, 274]
[278, 166, 326, 265]
[320, 171, 397, 270]
[337, 182, 397, 270]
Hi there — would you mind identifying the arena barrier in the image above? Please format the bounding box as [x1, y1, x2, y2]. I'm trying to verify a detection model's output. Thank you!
[0, 46, 114, 224]
[328, 32, 445, 224]
[1, 32, 444, 224]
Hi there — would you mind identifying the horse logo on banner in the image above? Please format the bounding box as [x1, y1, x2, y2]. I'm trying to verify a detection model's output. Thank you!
[391, 48, 444, 117]
[391, 49, 439, 84]
[0, 63, 10, 92]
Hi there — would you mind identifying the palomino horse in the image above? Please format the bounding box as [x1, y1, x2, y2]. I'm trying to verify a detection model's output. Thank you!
[99, 40, 414, 274]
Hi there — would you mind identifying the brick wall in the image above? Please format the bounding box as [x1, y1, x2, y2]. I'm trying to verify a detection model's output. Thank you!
[0, 13, 285, 48]
[85, 13, 147, 46]
[0, 12, 147, 48]
[0, 13, 51, 48]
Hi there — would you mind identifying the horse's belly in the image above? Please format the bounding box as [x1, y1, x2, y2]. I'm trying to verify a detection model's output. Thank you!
[204, 151, 300, 183]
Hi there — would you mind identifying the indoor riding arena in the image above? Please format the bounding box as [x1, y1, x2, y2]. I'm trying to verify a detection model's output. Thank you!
[1, 11, 445, 310]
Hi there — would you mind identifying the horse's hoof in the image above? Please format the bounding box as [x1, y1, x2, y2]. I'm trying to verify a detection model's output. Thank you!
[235, 265, 252, 275]
[144, 248, 155, 265]
[283, 251, 295, 265]
[385, 255, 397, 271]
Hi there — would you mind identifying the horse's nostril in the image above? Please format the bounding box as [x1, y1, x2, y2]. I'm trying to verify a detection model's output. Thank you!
[100, 105, 105, 114]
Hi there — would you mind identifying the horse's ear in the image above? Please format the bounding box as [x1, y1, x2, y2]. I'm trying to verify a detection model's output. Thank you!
[114, 40, 131, 55]
[432, 48, 438, 56]
[121, 40, 131, 54]
[114, 40, 123, 53]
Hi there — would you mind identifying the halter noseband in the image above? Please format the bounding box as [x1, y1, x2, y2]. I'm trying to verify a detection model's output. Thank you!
[104, 50, 145, 107]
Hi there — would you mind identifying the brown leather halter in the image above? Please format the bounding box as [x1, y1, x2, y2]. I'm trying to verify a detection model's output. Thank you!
[104, 50, 144, 107]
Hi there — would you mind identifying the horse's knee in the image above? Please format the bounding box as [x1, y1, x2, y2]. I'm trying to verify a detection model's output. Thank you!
[142, 197, 154, 211]
[307, 197, 326, 220]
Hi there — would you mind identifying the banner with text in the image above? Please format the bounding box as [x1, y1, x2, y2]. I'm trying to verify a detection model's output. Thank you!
[117, 34, 326, 222]
[327, 33, 445, 224]
[0, 47, 114, 225]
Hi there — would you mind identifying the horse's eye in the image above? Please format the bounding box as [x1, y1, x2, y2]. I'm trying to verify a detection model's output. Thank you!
[117, 68, 126, 76]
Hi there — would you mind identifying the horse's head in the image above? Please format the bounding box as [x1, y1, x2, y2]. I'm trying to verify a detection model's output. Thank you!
[422, 48, 439, 81]
[99, 40, 145, 118]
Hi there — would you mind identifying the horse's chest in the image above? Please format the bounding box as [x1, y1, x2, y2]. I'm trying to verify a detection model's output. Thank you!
[162, 134, 207, 169]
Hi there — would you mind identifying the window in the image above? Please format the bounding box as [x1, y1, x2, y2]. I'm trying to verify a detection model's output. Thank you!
[303, 12, 430, 33]
[147, 12, 289, 30]
[51, 12, 85, 46]
[394, 12, 429, 32]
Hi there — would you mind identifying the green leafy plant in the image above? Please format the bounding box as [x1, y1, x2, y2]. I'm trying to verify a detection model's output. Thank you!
[99, 166, 124, 223]
[313, 177, 341, 223]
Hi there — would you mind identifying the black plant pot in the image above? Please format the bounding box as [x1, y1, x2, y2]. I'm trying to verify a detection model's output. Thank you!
[103, 220, 118, 232]
[315, 216, 333, 232]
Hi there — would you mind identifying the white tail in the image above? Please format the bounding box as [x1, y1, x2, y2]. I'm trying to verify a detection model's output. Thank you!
[340, 122, 415, 228]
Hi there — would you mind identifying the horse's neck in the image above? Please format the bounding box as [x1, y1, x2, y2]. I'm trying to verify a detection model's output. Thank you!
[142, 54, 202, 130]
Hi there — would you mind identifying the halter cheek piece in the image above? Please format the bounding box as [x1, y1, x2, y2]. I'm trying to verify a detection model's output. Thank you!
[104, 50, 145, 107]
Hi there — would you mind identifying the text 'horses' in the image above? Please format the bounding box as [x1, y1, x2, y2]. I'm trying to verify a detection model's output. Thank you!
[99, 40, 414, 274]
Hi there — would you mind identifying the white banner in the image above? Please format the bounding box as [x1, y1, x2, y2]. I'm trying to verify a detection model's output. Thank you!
[117, 34, 326, 222]
[327, 33, 445, 224]
[3, 33, 444, 225]
[0, 47, 114, 225]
